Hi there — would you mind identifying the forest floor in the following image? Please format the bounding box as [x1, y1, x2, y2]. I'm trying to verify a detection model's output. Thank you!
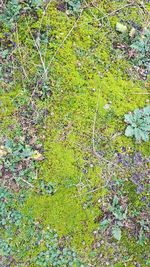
[0, 0, 150, 266]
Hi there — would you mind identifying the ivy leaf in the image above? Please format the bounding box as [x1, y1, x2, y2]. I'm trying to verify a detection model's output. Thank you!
[112, 226, 121, 241]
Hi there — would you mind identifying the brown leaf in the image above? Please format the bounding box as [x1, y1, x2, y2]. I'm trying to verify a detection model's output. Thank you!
[0, 146, 8, 157]
[31, 151, 44, 161]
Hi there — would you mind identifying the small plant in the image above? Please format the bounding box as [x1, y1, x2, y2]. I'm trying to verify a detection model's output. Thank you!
[35, 229, 83, 267]
[100, 195, 128, 241]
[0, 0, 21, 28]
[27, 0, 43, 9]
[0, 0, 43, 28]
[0, 186, 84, 266]
[0, 139, 37, 188]
[130, 28, 150, 71]
[124, 106, 150, 142]
[65, 0, 82, 13]
[38, 180, 56, 195]
[138, 219, 149, 245]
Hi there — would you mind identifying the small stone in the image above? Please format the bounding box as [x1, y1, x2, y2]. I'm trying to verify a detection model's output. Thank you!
[104, 103, 110, 110]
[97, 242, 101, 247]
[93, 230, 97, 235]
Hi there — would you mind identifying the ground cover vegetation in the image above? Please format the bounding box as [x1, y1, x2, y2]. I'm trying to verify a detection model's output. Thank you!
[0, 0, 150, 266]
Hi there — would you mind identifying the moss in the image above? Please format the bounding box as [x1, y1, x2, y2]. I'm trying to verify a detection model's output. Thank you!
[1, 0, 149, 265]
[23, 1, 149, 257]
[120, 232, 150, 266]
[23, 139, 103, 250]
[24, 187, 98, 251]
[114, 264, 125, 267]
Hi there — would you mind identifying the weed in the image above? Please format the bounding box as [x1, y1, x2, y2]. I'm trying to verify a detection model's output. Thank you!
[100, 195, 127, 241]
[138, 219, 149, 246]
[0, 139, 36, 188]
[0, 186, 84, 266]
[65, 0, 82, 13]
[130, 28, 150, 71]
[38, 180, 56, 195]
[0, 0, 21, 28]
[124, 106, 150, 142]
[35, 229, 84, 267]
[0, 0, 44, 28]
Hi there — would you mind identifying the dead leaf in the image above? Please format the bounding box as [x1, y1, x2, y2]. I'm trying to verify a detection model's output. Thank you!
[0, 146, 8, 157]
[129, 27, 136, 38]
[31, 151, 44, 161]
[116, 22, 127, 33]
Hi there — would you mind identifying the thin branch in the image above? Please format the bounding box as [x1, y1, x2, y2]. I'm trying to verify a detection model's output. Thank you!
[104, 2, 136, 18]
[19, 178, 34, 188]
[92, 87, 101, 152]
[26, 21, 48, 80]
[15, 24, 29, 79]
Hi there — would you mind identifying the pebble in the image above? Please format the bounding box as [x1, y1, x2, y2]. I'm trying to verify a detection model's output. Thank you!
[97, 242, 101, 247]
[93, 230, 98, 235]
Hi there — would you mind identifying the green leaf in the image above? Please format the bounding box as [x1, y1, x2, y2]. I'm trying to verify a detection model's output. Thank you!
[99, 219, 110, 231]
[143, 106, 150, 115]
[125, 125, 134, 137]
[134, 108, 142, 119]
[124, 113, 133, 124]
[140, 131, 149, 142]
[112, 226, 121, 241]
[112, 206, 126, 220]
[112, 195, 119, 206]
[117, 221, 123, 227]
[124, 106, 150, 142]
[134, 128, 142, 142]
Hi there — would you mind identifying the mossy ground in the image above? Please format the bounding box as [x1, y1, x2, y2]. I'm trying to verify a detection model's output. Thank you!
[0, 0, 149, 266]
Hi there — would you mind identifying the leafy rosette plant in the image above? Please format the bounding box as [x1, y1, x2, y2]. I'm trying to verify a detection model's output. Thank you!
[124, 106, 150, 142]
[65, 0, 82, 13]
